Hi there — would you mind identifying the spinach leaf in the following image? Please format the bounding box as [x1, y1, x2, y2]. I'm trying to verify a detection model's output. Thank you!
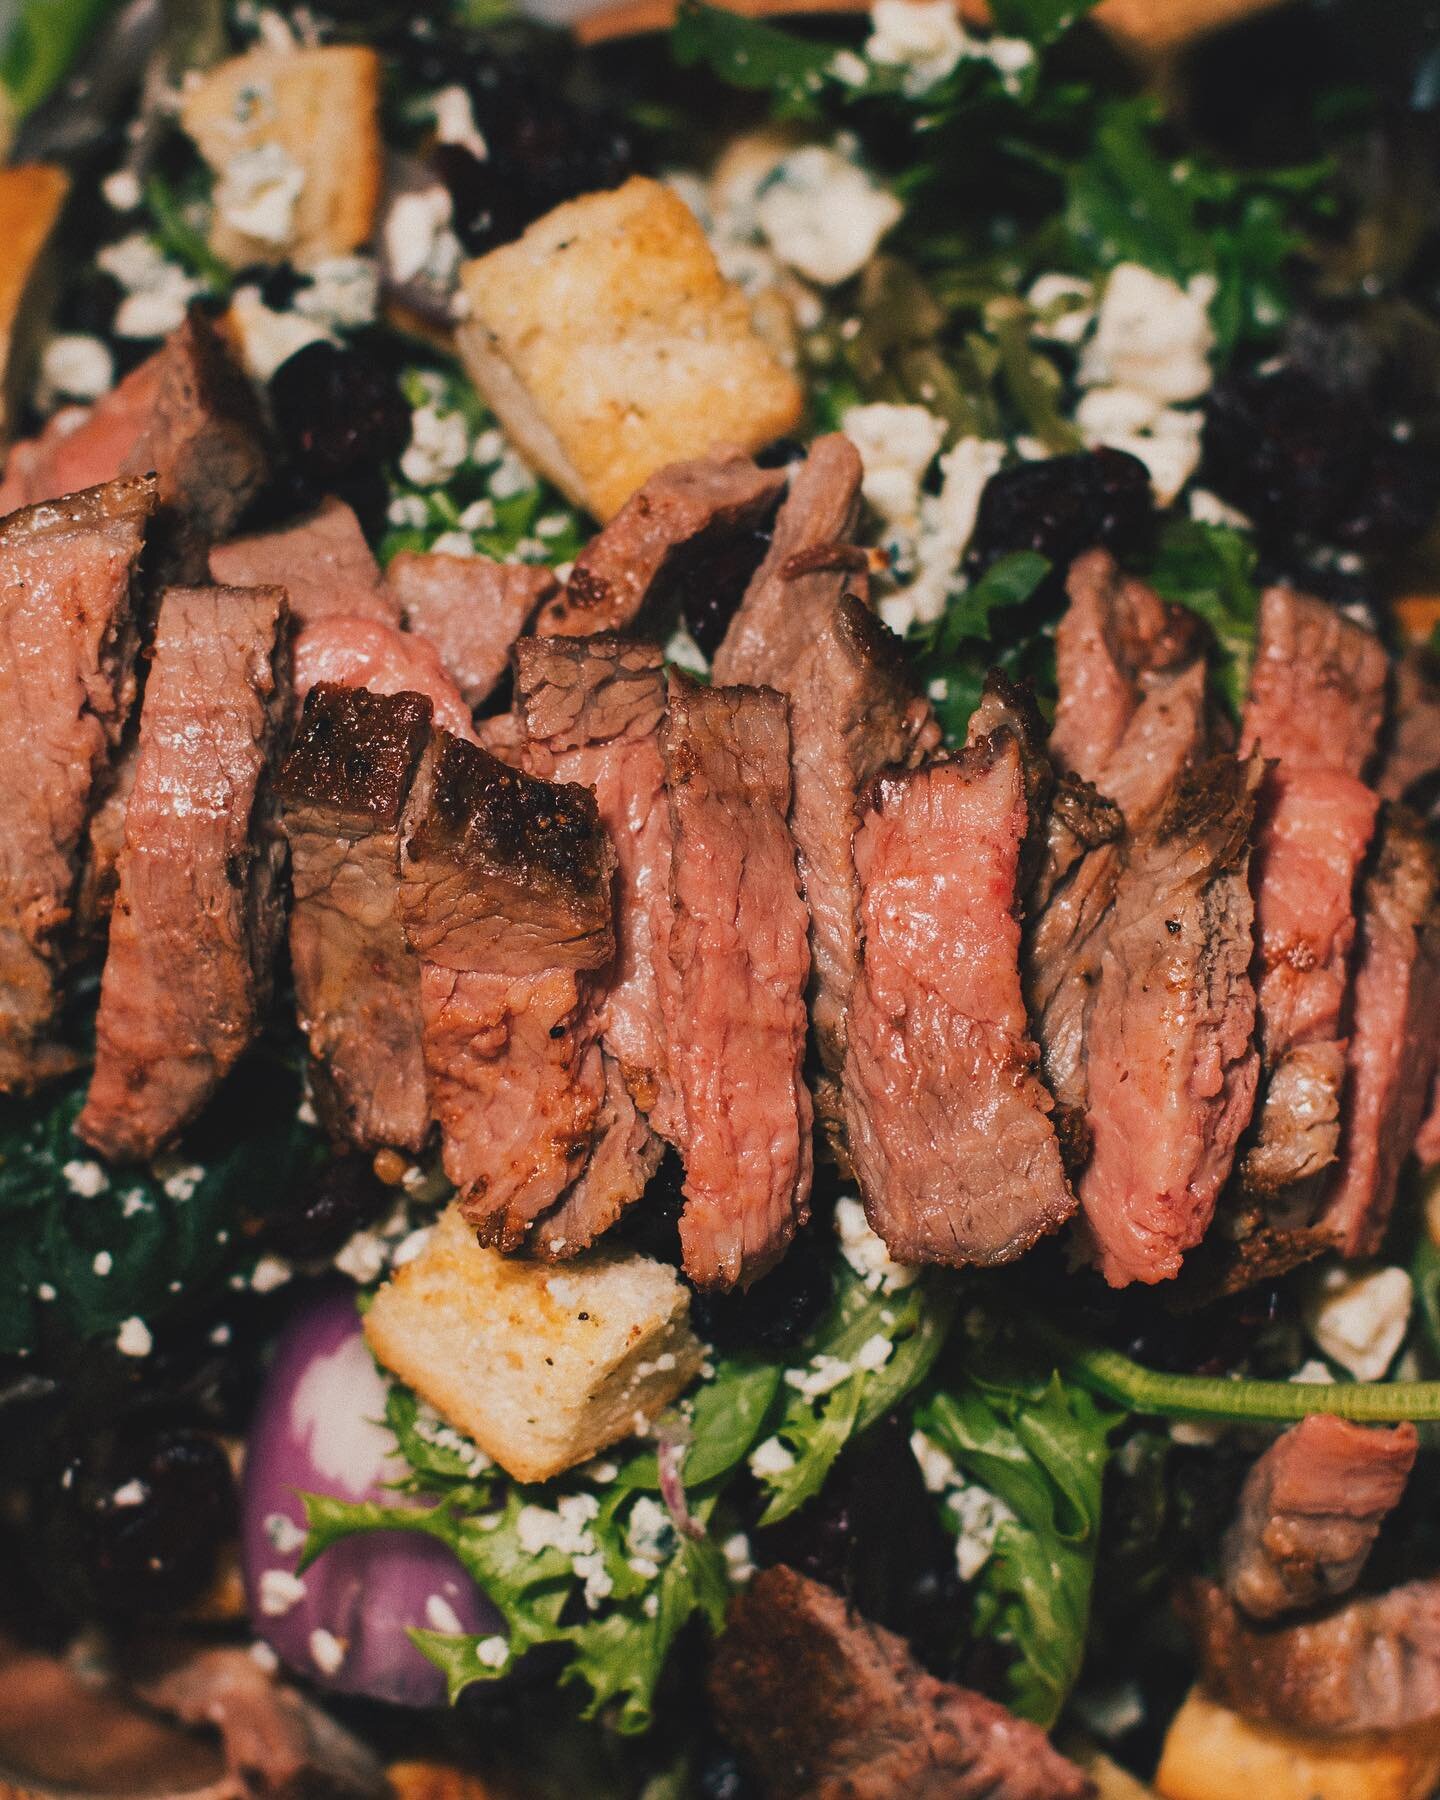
[913, 551, 1052, 742]
[1146, 517, 1261, 713]
[987, 0, 1100, 50]
[670, 0, 834, 115]
[1, 0, 116, 127]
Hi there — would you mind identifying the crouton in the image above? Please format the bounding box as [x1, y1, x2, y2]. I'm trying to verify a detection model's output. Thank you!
[0, 164, 69, 446]
[363, 1202, 704, 1483]
[1156, 1688, 1440, 1800]
[180, 46, 381, 268]
[456, 176, 804, 521]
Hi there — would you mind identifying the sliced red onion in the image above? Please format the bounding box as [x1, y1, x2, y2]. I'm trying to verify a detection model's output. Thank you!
[656, 1438, 703, 1542]
[241, 1287, 498, 1707]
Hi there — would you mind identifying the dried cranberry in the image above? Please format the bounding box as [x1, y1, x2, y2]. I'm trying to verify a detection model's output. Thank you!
[432, 144, 530, 258]
[689, 1223, 833, 1353]
[674, 527, 772, 659]
[268, 341, 411, 487]
[964, 447, 1156, 582]
[267, 1152, 391, 1263]
[755, 436, 807, 469]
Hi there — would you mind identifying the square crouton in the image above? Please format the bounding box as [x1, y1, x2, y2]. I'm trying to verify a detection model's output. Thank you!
[180, 46, 381, 268]
[0, 164, 69, 446]
[457, 176, 804, 521]
[1156, 1688, 1440, 1800]
[363, 1203, 704, 1484]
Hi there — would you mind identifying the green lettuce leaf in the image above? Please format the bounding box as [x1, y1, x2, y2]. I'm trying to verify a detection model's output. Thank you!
[912, 551, 1052, 742]
[1146, 517, 1261, 713]
[670, 0, 835, 115]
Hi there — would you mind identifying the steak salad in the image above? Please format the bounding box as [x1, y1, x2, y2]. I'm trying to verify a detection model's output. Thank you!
[2, 3, 1440, 1799]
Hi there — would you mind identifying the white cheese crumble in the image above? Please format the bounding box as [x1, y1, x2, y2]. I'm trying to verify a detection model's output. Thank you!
[120, 1188, 148, 1218]
[227, 286, 331, 382]
[627, 1497, 677, 1565]
[400, 405, 470, 486]
[835, 1194, 918, 1293]
[248, 1640, 280, 1674]
[216, 142, 306, 245]
[516, 1492, 601, 1558]
[112, 1479, 147, 1507]
[392, 1226, 433, 1268]
[1304, 1263, 1413, 1383]
[910, 1430, 1013, 1580]
[1073, 386, 1205, 506]
[385, 187, 462, 287]
[573, 1551, 614, 1609]
[388, 495, 429, 529]
[116, 1310, 151, 1353]
[102, 168, 143, 212]
[259, 1568, 308, 1616]
[865, 0, 967, 92]
[36, 1282, 56, 1302]
[294, 255, 380, 330]
[722, 1533, 755, 1584]
[1289, 1358, 1334, 1385]
[1080, 264, 1217, 403]
[332, 1228, 388, 1284]
[880, 435, 1008, 635]
[458, 498, 497, 531]
[249, 1254, 293, 1294]
[424, 1593, 466, 1634]
[429, 530, 475, 558]
[475, 1635, 509, 1668]
[92, 1251, 113, 1277]
[264, 1511, 307, 1555]
[488, 450, 535, 500]
[842, 402, 946, 528]
[664, 623, 710, 676]
[38, 335, 114, 407]
[413, 1404, 494, 1478]
[785, 1354, 855, 1399]
[1188, 487, 1250, 529]
[64, 1159, 108, 1198]
[755, 147, 902, 287]
[432, 85, 488, 161]
[155, 1160, 205, 1201]
[749, 1436, 796, 1478]
[308, 1628, 346, 1676]
[853, 1332, 894, 1373]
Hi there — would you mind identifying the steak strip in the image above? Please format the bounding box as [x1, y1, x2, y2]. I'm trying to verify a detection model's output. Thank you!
[1220, 1414, 1417, 1622]
[660, 672, 813, 1289]
[0, 476, 156, 1091]
[397, 734, 615, 1248]
[79, 584, 290, 1160]
[1241, 585, 1388, 782]
[390, 550, 556, 709]
[210, 498, 398, 628]
[709, 1565, 1090, 1800]
[277, 684, 435, 1153]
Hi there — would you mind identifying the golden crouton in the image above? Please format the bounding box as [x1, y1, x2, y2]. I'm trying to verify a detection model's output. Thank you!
[457, 176, 804, 520]
[0, 164, 69, 446]
[363, 1203, 704, 1484]
[180, 46, 381, 268]
[1156, 1688, 1440, 1800]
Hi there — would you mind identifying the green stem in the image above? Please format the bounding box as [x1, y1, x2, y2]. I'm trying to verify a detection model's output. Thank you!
[1030, 1322, 1440, 1424]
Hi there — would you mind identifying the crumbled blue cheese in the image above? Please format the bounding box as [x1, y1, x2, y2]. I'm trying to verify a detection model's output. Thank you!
[264, 1511, 307, 1555]
[880, 436, 1007, 635]
[475, 1635, 509, 1668]
[864, 0, 967, 92]
[259, 1568, 307, 1616]
[385, 188, 461, 287]
[749, 1436, 796, 1478]
[1303, 1263, 1413, 1383]
[842, 402, 946, 529]
[92, 1251, 113, 1277]
[116, 1316, 152, 1357]
[216, 143, 306, 246]
[423, 1593, 466, 1634]
[101, 168, 143, 212]
[294, 256, 380, 330]
[432, 85, 488, 161]
[228, 287, 331, 380]
[1080, 265, 1216, 403]
[38, 334, 114, 408]
[249, 1254, 293, 1294]
[1074, 386, 1204, 506]
[308, 1629, 346, 1676]
[835, 1194, 917, 1293]
[910, 1430, 1014, 1580]
[755, 147, 902, 287]
[516, 1492, 600, 1557]
[627, 1496, 677, 1566]
[785, 1353, 855, 1399]
[63, 1159, 108, 1198]
[400, 405, 470, 486]
[573, 1551, 614, 1608]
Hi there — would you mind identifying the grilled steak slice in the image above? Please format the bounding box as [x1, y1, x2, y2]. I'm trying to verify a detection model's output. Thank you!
[1240, 769, 1379, 1193]
[74, 730, 139, 943]
[0, 313, 265, 580]
[1221, 1414, 1417, 1623]
[79, 584, 290, 1159]
[1076, 756, 1262, 1286]
[277, 684, 435, 1153]
[0, 476, 156, 1090]
[389, 551, 555, 709]
[398, 735, 616, 1248]
[538, 450, 784, 638]
[1184, 1576, 1440, 1735]
[712, 434, 865, 690]
[1318, 810, 1440, 1256]
[1377, 650, 1440, 805]
[1241, 586, 1388, 780]
[845, 730, 1075, 1267]
[709, 1566, 1090, 1800]
[514, 634, 676, 1137]
[211, 498, 398, 628]
[292, 614, 476, 740]
[528, 1055, 665, 1259]
[660, 673, 813, 1289]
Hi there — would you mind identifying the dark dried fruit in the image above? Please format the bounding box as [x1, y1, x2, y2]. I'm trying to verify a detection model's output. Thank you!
[615, 1147, 687, 1266]
[268, 341, 411, 486]
[689, 1223, 833, 1353]
[965, 447, 1156, 582]
[267, 1153, 391, 1263]
[675, 527, 772, 659]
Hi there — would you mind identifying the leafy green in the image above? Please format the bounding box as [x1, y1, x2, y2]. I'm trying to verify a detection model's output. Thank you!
[0, 0, 116, 128]
[912, 551, 1051, 741]
[916, 1353, 1118, 1726]
[1146, 518, 1261, 713]
[144, 172, 233, 293]
[0, 1056, 317, 1356]
[987, 0, 1099, 44]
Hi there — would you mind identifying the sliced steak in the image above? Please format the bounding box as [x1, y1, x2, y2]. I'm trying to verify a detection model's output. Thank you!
[1240, 586, 1388, 780]
[1076, 756, 1262, 1286]
[1418, 1072, 1440, 1167]
[0, 312, 266, 580]
[844, 725, 1075, 1267]
[1184, 1576, 1440, 1736]
[0, 476, 156, 1091]
[527, 1055, 665, 1259]
[292, 613, 476, 740]
[709, 1565, 1090, 1800]
[539, 449, 783, 638]
[1377, 650, 1440, 806]
[1240, 769, 1379, 1193]
[397, 734, 615, 1248]
[660, 674, 813, 1289]
[1221, 1414, 1417, 1622]
[78, 584, 290, 1160]
[210, 498, 398, 628]
[277, 684, 435, 1153]
[1318, 809, 1440, 1256]
[389, 550, 555, 709]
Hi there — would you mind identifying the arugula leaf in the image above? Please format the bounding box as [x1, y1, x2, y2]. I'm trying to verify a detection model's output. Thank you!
[670, 0, 833, 115]
[912, 552, 1051, 741]
[987, 0, 1100, 50]
[1146, 518, 1260, 713]
[916, 1355, 1118, 1727]
[1, 0, 116, 128]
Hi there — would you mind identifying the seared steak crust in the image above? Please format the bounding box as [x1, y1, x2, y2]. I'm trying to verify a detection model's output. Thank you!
[845, 730, 1075, 1267]
[709, 1566, 1091, 1800]
[0, 476, 156, 1090]
[1076, 756, 1262, 1286]
[1221, 1415, 1417, 1622]
[1241, 586, 1388, 780]
[540, 449, 784, 637]
[1185, 1576, 1440, 1736]
[79, 584, 290, 1160]
[660, 673, 813, 1289]
[398, 735, 616, 1248]
[211, 498, 398, 628]
[1318, 809, 1440, 1256]
[390, 551, 555, 709]
[277, 684, 435, 1152]
[292, 614, 476, 740]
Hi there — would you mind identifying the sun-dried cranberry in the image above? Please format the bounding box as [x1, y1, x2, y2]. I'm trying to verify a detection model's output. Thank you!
[432, 144, 531, 259]
[689, 1222, 834, 1354]
[675, 527, 773, 660]
[268, 341, 411, 488]
[615, 1148, 687, 1266]
[964, 447, 1156, 582]
[267, 1153, 391, 1263]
